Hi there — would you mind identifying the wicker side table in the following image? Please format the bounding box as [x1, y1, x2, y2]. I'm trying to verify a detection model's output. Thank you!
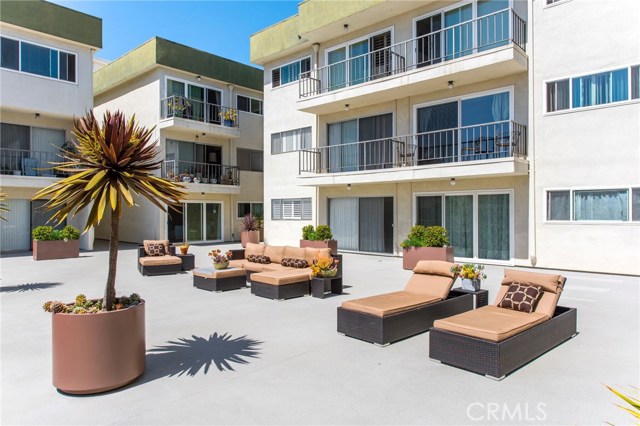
[176, 253, 195, 271]
[450, 288, 489, 309]
[310, 276, 343, 299]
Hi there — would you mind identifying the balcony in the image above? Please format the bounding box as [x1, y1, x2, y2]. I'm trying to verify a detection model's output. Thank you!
[297, 121, 527, 186]
[159, 96, 241, 139]
[298, 9, 527, 114]
[0, 148, 67, 187]
[162, 160, 241, 194]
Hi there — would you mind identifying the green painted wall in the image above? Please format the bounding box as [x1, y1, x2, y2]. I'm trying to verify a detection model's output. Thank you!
[250, 15, 305, 65]
[0, 0, 102, 48]
[298, 0, 384, 34]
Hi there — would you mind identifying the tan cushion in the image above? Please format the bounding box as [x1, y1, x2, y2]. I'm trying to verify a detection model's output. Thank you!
[264, 245, 286, 264]
[283, 246, 307, 260]
[138, 255, 181, 266]
[433, 305, 548, 342]
[502, 269, 565, 294]
[143, 239, 170, 256]
[341, 291, 441, 317]
[534, 291, 562, 319]
[413, 260, 457, 278]
[228, 259, 248, 269]
[250, 270, 311, 285]
[192, 267, 246, 279]
[245, 243, 265, 257]
[243, 262, 268, 272]
[403, 273, 454, 299]
[304, 247, 332, 265]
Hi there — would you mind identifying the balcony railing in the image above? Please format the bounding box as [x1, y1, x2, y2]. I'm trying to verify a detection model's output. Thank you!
[300, 8, 526, 98]
[0, 148, 67, 177]
[160, 96, 240, 129]
[299, 121, 526, 174]
[162, 160, 240, 186]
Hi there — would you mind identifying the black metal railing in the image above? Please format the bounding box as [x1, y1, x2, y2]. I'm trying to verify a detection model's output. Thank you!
[160, 96, 240, 129]
[162, 160, 240, 186]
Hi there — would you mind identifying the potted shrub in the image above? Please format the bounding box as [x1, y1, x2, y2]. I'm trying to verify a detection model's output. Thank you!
[240, 213, 260, 247]
[299, 224, 338, 254]
[401, 225, 454, 270]
[32, 225, 81, 260]
[34, 110, 185, 394]
[450, 263, 487, 291]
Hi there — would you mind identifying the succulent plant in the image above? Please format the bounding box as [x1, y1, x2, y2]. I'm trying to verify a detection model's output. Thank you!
[75, 294, 87, 305]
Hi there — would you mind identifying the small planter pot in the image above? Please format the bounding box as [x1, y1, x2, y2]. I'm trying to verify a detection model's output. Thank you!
[461, 279, 481, 291]
[213, 261, 229, 270]
[240, 230, 260, 248]
[318, 268, 338, 278]
[179, 246, 189, 255]
[33, 240, 80, 261]
[300, 239, 338, 255]
[402, 246, 455, 270]
[52, 301, 146, 394]
[223, 119, 234, 127]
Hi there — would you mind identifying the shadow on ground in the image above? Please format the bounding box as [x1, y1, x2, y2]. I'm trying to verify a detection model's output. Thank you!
[0, 282, 63, 293]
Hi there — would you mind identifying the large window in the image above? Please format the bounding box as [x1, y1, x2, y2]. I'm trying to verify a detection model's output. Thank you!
[237, 148, 263, 172]
[164, 78, 222, 124]
[272, 198, 312, 220]
[272, 57, 311, 88]
[237, 202, 264, 219]
[271, 127, 312, 154]
[546, 65, 640, 112]
[237, 95, 263, 115]
[0, 36, 76, 82]
[329, 197, 394, 253]
[547, 188, 639, 222]
[0, 123, 65, 176]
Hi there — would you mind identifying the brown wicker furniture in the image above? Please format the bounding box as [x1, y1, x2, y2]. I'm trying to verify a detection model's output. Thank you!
[176, 253, 195, 271]
[311, 276, 343, 298]
[249, 270, 311, 300]
[451, 287, 489, 308]
[137, 240, 182, 276]
[429, 269, 578, 380]
[337, 261, 474, 346]
[193, 267, 247, 292]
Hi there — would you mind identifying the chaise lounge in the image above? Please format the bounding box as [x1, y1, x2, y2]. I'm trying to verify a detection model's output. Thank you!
[429, 269, 577, 380]
[137, 240, 182, 276]
[337, 260, 474, 346]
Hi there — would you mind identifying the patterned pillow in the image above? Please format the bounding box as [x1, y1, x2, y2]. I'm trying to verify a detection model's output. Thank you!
[247, 255, 271, 264]
[145, 242, 165, 257]
[281, 258, 308, 268]
[247, 254, 258, 263]
[498, 282, 543, 313]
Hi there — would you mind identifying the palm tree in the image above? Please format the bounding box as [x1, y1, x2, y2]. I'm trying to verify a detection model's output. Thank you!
[0, 192, 9, 221]
[34, 110, 185, 310]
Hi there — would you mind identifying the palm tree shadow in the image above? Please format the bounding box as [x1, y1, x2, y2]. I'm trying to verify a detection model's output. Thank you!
[0, 282, 62, 293]
[138, 332, 263, 385]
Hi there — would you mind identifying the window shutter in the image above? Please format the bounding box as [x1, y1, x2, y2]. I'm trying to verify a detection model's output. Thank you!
[272, 68, 281, 88]
[292, 200, 302, 219]
[302, 198, 312, 220]
[301, 57, 311, 74]
[272, 199, 282, 220]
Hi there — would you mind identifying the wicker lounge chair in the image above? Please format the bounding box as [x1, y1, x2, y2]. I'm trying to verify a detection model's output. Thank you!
[429, 269, 577, 380]
[337, 260, 474, 346]
[137, 240, 182, 276]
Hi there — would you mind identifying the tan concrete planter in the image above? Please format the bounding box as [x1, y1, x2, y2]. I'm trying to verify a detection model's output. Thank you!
[52, 301, 146, 395]
[240, 230, 260, 248]
[300, 239, 338, 255]
[402, 246, 455, 270]
[33, 240, 80, 261]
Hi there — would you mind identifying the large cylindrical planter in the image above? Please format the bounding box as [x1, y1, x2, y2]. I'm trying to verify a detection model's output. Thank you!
[240, 230, 260, 248]
[52, 301, 146, 394]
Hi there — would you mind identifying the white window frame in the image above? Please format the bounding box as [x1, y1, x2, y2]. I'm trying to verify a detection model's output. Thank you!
[326, 111, 396, 145]
[543, 186, 640, 225]
[412, 189, 515, 264]
[0, 35, 78, 85]
[236, 94, 263, 115]
[236, 201, 264, 219]
[271, 198, 312, 220]
[163, 76, 225, 106]
[180, 201, 225, 243]
[543, 64, 640, 116]
[271, 56, 311, 89]
[271, 126, 312, 154]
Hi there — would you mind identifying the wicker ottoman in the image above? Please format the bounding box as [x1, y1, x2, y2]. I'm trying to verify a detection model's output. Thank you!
[193, 267, 247, 292]
[249, 270, 311, 300]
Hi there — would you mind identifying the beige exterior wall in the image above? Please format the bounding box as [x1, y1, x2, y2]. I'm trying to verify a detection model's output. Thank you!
[531, 0, 640, 275]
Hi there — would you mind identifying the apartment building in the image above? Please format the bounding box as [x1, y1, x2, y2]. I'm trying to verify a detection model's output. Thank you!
[251, 0, 639, 275]
[93, 37, 264, 244]
[0, 0, 101, 253]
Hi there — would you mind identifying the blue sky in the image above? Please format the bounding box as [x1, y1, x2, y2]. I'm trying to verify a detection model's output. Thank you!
[50, 1, 300, 68]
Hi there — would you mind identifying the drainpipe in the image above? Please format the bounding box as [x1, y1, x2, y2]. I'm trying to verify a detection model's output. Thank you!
[528, 0, 537, 268]
[313, 43, 320, 226]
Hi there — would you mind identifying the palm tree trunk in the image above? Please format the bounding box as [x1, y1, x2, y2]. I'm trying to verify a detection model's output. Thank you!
[104, 202, 121, 311]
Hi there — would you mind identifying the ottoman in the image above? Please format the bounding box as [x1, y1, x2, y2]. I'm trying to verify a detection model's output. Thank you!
[249, 270, 311, 300]
[193, 267, 247, 292]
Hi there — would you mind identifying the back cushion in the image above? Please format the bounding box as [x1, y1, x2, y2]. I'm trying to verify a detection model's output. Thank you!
[283, 246, 307, 260]
[264, 245, 286, 264]
[413, 260, 457, 278]
[304, 247, 332, 265]
[245, 243, 265, 257]
[143, 240, 169, 256]
[502, 269, 565, 294]
[404, 273, 454, 299]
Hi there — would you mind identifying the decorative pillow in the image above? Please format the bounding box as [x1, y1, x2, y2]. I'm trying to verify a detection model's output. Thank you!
[247, 254, 258, 263]
[255, 255, 271, 264]
[281, 258, 308, 268]
[145, 242, 165, 257]
[497, 282, 543, 313]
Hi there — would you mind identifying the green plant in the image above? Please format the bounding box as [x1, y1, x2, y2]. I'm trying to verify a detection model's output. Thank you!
[51, 229, 62, 240]
[32, 226, 54, 241]
[302, 225, 315, 240]
[400, 225, 449, 249]
[240, 213, 259, 231]
[606, 385, 640, 425]
[314, 225, 333, 241]
[34, 110, 185, 312]
[60, 225, 80, 240]
[0, 193, 8, 221]
[43, 293, 141, 314]
[451, 263, 487, 281]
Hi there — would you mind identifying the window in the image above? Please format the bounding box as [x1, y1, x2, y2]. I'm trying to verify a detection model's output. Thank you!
[272, 57, 311, 88]
[0, 37, 76, 82]
[237, 202, 264, 219]
[546, 65, 639, 112]
[271, 127, 312, 154]
[237, 95, 263, 115]
[272, 198, 312, 220]
[237, 148, 263, 172]
[546, 188, 639, 222]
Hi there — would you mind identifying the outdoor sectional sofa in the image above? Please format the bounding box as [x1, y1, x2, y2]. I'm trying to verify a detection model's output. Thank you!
[137, 240, 182, 276]
[229, 242, 342, 300]
[337, 260, 474, 346]
[429, 269, 577, 380]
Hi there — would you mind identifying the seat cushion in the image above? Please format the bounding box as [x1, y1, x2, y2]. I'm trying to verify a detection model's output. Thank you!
[250, 270, 311, 285]
[138, 255, 181, 266]
[193, 267, 246, 279]
[341, 291, 441, 317]
[228, 259, 248, 269]
[433, 305, 548, 342]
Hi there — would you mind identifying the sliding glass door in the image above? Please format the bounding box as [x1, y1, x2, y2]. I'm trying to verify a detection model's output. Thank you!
[173, 202, 223, 243]
[444, 3, 473, 60]
[329, 197, 393, 253]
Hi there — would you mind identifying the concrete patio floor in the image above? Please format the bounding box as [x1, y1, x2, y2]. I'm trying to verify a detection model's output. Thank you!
[1, 241, 638, 425]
